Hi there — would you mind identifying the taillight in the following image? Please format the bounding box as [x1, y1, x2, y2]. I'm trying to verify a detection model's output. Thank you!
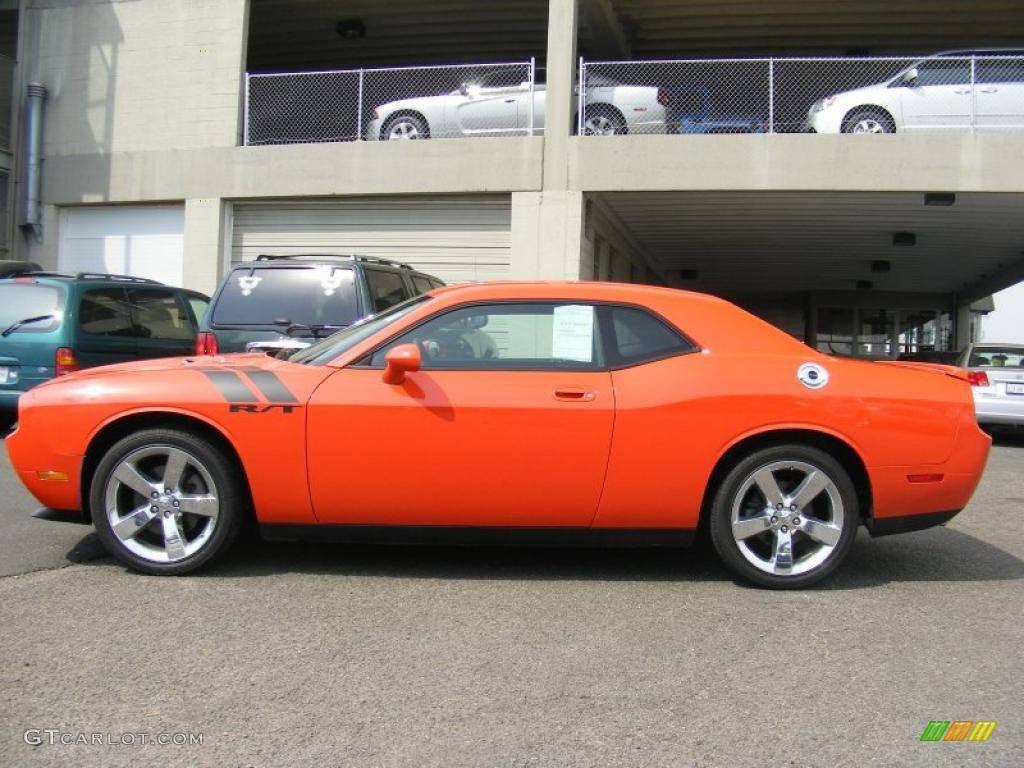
[967, 370, 989, 387]
[55, 347, 79, 376]
[657, 88, 670, 107]
[195, 331, 218, 356]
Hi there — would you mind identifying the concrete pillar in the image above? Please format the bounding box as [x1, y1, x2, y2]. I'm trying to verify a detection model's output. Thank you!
[508, 0, 585, 281]
[955, 300, 973, 349]
[182, 198, 229, 295]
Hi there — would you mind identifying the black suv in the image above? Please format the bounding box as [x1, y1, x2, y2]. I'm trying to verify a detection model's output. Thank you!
[196, 255, 445, 355]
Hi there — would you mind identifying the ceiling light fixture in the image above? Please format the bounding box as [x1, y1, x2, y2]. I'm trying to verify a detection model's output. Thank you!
[924, 192, 956, 206]
[336, 19, 366, 39]
[893, 232, 916, 246]
[871, 260, 891, 273]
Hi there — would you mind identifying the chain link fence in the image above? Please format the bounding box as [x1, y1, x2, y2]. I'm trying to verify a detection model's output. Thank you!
[246, 61, 536, 145]
[581, 54, 1024, 135]
[246, 54, 1024, 145]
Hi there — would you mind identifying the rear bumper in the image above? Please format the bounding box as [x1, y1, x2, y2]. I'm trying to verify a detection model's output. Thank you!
[869, 419, 991, 523]
[974, 395, 1024, 426]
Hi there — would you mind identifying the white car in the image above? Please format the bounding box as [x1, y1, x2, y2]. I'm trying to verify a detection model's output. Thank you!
[805, 49, 1024, 133]
[365, 71, 669, 140]
[961, 342, 1024, 428]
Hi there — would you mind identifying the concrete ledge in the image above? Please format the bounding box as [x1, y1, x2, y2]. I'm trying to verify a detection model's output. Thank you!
[569, 133, 1024, 193]
[42, 137, 545, 204]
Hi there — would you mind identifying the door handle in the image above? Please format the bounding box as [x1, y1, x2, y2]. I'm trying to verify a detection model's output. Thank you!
[554, 387, 596, 402]
[953, 88, 971, 95]
[504, 98, 516, 103]
[979, 87, 998, 94]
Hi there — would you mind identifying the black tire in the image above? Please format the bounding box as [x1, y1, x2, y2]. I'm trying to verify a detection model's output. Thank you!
[580, 105, 627, 135]
[90, 428, 244, 575]
[381, 113, 430, 140]
[842, 108, 895, 134]
[708, 444, 859, 589]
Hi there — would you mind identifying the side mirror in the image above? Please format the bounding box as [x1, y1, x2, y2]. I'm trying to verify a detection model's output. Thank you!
[901, 67, 920, 86]
[458, 82, 470, 96]
[382, 343, 421, 385]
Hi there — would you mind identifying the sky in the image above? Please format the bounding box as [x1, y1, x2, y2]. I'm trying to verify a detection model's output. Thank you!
[981, 280, 1024, 343]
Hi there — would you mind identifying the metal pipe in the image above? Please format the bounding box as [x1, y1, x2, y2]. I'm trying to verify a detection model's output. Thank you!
[20, 82, 47, 238]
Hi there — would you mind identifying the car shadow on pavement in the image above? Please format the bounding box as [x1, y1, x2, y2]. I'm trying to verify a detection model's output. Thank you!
[67, 525, 1024, 590]
[987, 428, 1024, 448]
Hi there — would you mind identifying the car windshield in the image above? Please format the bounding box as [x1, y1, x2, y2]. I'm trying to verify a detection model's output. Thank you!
[970, 346, 1024, 368]
[0, 283, 65, 335]
[211, 266, 359, 330]
[290, 295, 431, 366]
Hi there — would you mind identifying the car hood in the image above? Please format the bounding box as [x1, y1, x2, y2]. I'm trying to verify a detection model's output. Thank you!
[826, 82, 890, 104]
[39, 353, 278, 383]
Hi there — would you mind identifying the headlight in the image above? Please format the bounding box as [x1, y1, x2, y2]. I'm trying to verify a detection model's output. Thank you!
[810, 96, 837, 114]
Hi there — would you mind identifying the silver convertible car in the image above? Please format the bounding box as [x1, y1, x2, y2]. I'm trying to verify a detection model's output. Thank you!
[962, 342, 1024, 428]
[365, 71, 669, 140]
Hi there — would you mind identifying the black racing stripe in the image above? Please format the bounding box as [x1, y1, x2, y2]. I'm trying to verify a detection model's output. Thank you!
[202, 371, 259, 403]
[239, 369, 299, 403]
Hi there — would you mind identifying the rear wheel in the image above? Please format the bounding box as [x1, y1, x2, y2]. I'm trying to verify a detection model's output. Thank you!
[581, 105, 627, 135]
[709, 444, 859, 589]
[90, 429, 243, 575]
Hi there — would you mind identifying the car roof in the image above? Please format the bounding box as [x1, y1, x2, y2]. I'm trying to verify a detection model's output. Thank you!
[0, 272, 165, 285]
[425, 280, 730, 307]
[244, 254, 422, 272]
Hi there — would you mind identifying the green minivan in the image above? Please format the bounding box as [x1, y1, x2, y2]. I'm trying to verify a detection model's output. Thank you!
[0, 273, 209, 422]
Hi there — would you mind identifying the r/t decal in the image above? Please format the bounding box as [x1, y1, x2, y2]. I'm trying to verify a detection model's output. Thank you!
[196, 368, 301, 414]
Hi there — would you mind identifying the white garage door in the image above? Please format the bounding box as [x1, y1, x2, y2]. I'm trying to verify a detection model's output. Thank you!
[231, 196, 511, 284]
[59, 205, 185, 287]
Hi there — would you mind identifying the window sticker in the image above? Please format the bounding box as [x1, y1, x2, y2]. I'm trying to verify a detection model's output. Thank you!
[237, 275, 261, 297]
[552, 304, 594, 362]
[319, 270, 345, 297]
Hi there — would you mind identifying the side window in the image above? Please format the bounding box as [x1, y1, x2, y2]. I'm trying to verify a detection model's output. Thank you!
[187, 295, 209, 326]
[915, 60, 970, 87]
[128, 289, 194, 341]
[604, 306, 695, 365]
[977, 58, 1024, 84]
[369, 303, 603, 370]
[410, 275, 434, 295]
[78, 288, 134, 337]
[364, 269, 410, 313]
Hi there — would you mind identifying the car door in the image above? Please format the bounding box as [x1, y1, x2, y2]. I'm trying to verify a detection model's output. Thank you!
[898, 57, 972, 130]
[517, 84, 546, 134]
[451, 71, 525, 135]
[974, 55, 1024, 129]
[74, 286, 139, 367]
[128, 287, 200, 359]
[306, 301, 615, 527]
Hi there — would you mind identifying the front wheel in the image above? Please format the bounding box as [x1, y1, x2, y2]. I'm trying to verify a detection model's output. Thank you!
[709, 445, 859, 589]
[842, 108, 894, 134]
[382, 113, 429, 140]
[90, 429, 244, 575]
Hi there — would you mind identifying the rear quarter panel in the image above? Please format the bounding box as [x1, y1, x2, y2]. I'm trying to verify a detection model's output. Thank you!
[594, 293, 972, 528]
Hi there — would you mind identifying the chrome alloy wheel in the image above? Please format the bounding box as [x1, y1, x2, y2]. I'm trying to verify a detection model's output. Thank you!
[730, 460, 845, 577]
[103, 446, 220, 563]
[583, 114, 619, 135]
[851, 118, 887, 133]
[387, 118, 423, 140]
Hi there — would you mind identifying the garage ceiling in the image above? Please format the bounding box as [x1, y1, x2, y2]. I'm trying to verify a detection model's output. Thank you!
[609, 0, 1024, 57]
[597, 191, 1024, 299]
[248, 1, 1024, 72]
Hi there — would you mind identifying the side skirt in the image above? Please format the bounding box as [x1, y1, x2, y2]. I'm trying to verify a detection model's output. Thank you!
[259, 524, 696, 548]
[866, 509, 961, 537]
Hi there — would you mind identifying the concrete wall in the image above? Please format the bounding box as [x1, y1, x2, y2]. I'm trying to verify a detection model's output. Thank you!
[579, 196, 655, 283]
[25, 0, 248, 158]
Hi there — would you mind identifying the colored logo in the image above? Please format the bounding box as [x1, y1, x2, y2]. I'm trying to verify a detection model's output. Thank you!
[920, 721, 996, 742]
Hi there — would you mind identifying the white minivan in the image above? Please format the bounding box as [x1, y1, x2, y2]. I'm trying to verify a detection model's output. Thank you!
[805, 49, 1024, 134]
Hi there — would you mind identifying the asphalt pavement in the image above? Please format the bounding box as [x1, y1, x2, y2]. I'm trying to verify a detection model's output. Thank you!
[1, 434, 1022, 767]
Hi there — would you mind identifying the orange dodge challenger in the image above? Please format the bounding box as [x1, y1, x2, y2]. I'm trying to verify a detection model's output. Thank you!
[7, 282, 990, 588]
